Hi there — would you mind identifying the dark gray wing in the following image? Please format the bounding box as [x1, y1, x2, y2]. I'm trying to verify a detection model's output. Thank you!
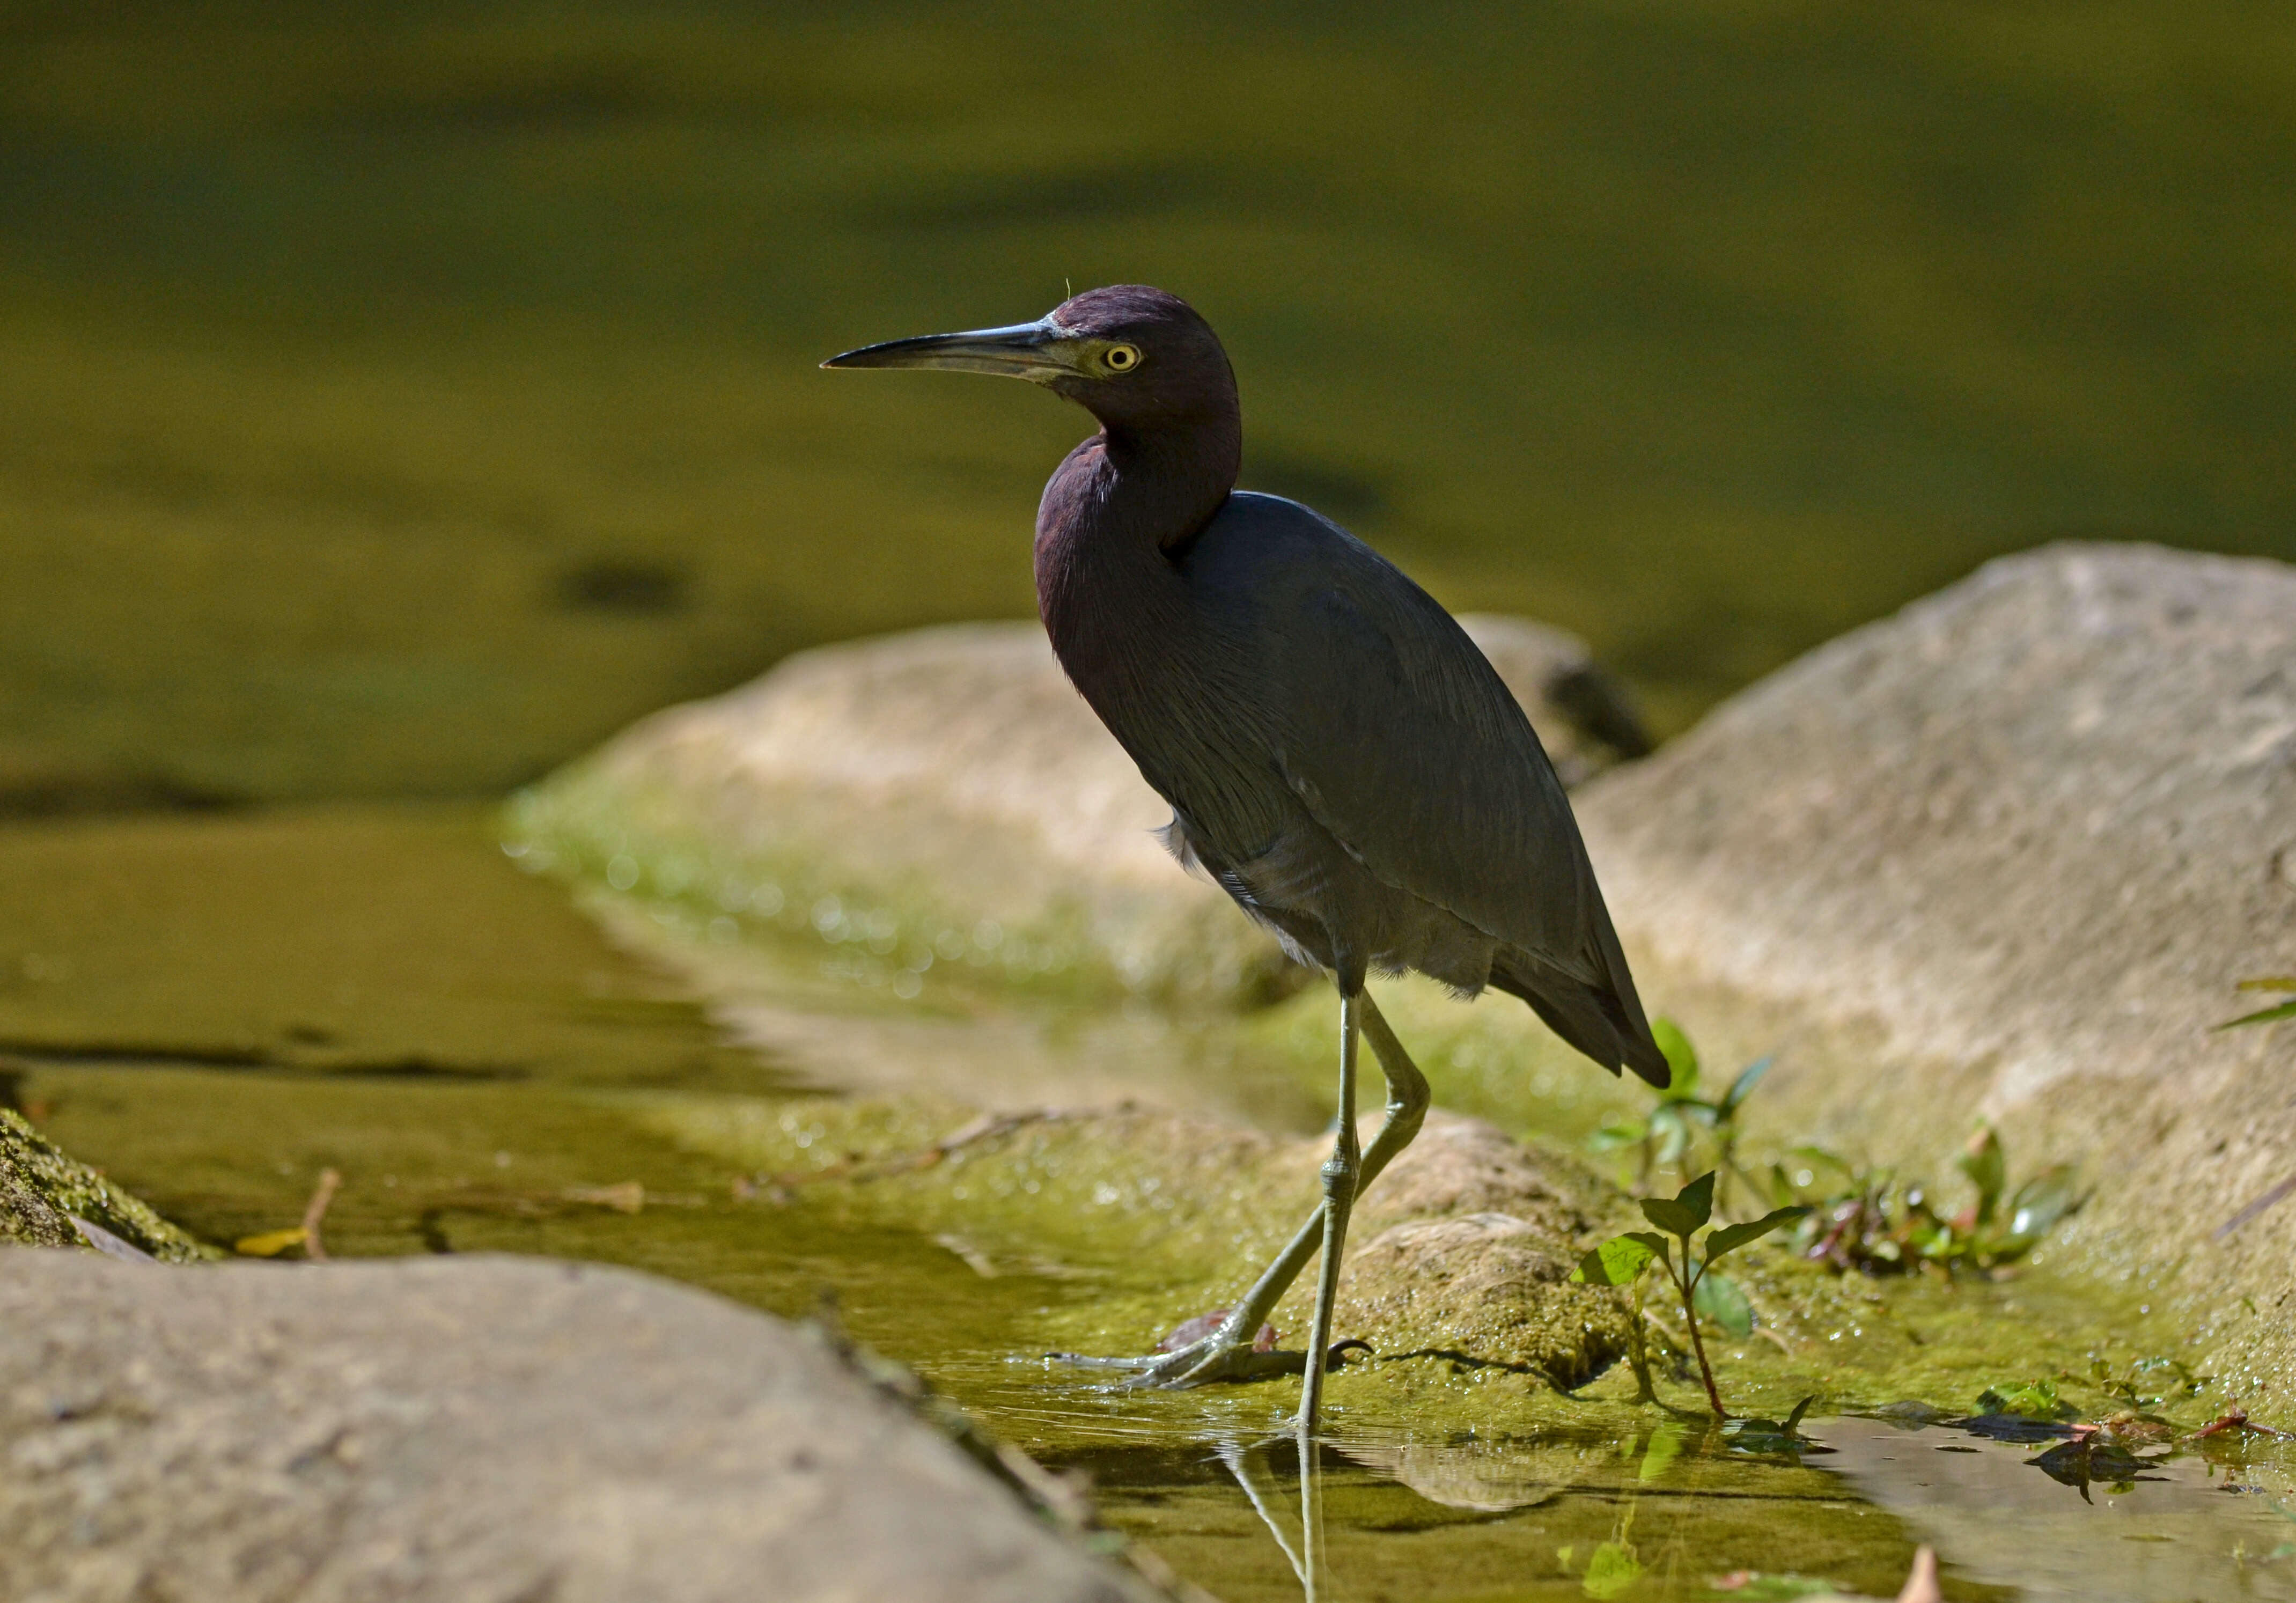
[1189, 494, 1666, 1082]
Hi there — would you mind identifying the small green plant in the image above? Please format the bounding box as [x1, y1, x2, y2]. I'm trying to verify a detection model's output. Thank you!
[1571, 1171, 1808, 1417]
[2091, 1354, 2202, 1410]
[2218, 976, 2296, 1032]
[1764, 1126, 2078, 1276]
[1718, 1394, 1825, 1457]
[1588, 1019, 1771, 1208]
[1974, 1379, 2078, 1421]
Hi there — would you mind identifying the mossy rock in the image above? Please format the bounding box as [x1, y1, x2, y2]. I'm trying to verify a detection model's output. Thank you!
[643, 1095, 1635, 1389]
[0, 1109, 213, 1262]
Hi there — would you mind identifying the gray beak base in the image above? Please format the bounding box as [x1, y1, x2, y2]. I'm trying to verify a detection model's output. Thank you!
[821, 319, 1075, 380]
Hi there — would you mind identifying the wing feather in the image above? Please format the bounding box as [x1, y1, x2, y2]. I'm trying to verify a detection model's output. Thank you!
[1196, 496, 1602, 978]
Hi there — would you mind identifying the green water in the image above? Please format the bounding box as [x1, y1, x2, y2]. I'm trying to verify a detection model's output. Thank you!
[8, 803, 2294, 1601]
[6, 3, 2296, 804]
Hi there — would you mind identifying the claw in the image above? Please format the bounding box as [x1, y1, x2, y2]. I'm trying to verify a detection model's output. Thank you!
[1046, 1304, 1293, 1385]
[1047, 1336, 1307, 1387]
[1049, 1333, 1370, 1389]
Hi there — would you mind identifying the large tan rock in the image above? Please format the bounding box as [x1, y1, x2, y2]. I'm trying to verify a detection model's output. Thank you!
[1574, 543, 2296, 1395]
[511, 616, 1646, 1004]
[0, 1250, 1171, 1603]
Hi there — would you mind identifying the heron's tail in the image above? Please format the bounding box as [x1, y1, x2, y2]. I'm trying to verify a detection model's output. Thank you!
[1490, 940, 1671, 1090]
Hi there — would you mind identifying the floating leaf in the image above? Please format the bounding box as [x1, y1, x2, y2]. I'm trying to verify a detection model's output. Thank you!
[1693, 1267, 1754, 1337]
[1571, 1231, 1667, 1286]
[234, 1226, 308, 1258]
[1719, 1400, 1833, 1458]
[1705, 1205, 1813, 1262]
[1640, 1170, 1716, 1236]
[1650, 1017, 1700, 1100]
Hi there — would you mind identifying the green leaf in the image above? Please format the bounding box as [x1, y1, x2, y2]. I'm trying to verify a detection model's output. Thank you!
[1704, 1205, 1813, 1262]
[1638, 1421, 1689, 1482]
[1650, 1017, 1700, 1099]
[1640, 1170, 1717, 1237]
[1587, 1119, 1648, 1152]
[1720, 1057, 1773, 1114]
[2217, 999, 2296, 1031]
[1976, 1379, 2076, 1421]
[1957, 1127, 2006, 1224]
[1651, 1104, 1696, 1165]
[234, 1226, 308, 1258]
[1581, 1541, 1643, 1599]
[1692, 1268, 1753, 1336]
[1570, 1232, 1663, 1286]
[1783, 1393, 1817, 1432]
[2236, 976, 2296, 991]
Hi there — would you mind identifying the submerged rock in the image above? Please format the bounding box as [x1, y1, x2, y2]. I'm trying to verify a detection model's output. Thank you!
[0, 1109, 209, 1262]
[0, 1251, 1174, 1603]
[510, 615, 1647, 1005]
[1574, 543, 2296, 1401]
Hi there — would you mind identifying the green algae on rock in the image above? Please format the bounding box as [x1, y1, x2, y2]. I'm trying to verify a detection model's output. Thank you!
[0, 1108, 211, 1261]
[641, 1094, 1636, 1392]
[1574, 545, 2296, 1418]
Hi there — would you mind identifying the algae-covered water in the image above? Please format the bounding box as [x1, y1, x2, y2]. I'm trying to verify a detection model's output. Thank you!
[8, 803, 2293, 1601]
[9, 4, 2296, 808]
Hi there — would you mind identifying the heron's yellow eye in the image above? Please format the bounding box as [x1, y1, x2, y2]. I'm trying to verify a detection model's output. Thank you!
[1104, 343, 1142, 372]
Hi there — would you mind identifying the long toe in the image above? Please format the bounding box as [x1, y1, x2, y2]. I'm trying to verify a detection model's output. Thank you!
[1149, 1343, 1307, 1388]
[1045, 1349, 1169, 1373]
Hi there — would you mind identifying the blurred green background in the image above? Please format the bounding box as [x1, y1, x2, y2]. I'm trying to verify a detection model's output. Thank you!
[4, 0, 2292, 804]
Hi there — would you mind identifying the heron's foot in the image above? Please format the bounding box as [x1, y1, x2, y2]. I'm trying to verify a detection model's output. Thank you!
[1050, 1336, 1308, 1386]
[1050, 1306, 1299, 1386]
[1049, 1319, 1374, 1389]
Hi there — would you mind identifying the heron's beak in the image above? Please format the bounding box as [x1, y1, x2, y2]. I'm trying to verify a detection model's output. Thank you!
[820, 319, 1080, 381]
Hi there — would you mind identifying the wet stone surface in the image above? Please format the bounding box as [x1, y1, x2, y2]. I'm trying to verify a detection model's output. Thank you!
[0, 1251, 1168, 1603]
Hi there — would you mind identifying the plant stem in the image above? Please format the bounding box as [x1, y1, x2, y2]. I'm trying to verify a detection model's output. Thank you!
[1624, 1283, 1659, 1405]
[1674, 1253, 1730, 1418]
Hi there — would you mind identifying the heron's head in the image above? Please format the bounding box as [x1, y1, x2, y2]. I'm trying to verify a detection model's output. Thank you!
[822, 284, 1237, 433]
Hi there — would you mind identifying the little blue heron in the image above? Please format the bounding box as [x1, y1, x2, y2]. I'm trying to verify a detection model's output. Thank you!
[825, 286, 1668, 1426]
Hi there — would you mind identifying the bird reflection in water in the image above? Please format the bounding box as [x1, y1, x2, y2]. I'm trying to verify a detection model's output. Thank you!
[1218, 1423, 1330, 1602]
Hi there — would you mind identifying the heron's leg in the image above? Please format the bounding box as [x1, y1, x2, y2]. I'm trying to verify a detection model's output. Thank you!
[1053, 987, 1432, 1386]
[1296, 988, 1362, 1428]
[1355, 990, 1430, 1194]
